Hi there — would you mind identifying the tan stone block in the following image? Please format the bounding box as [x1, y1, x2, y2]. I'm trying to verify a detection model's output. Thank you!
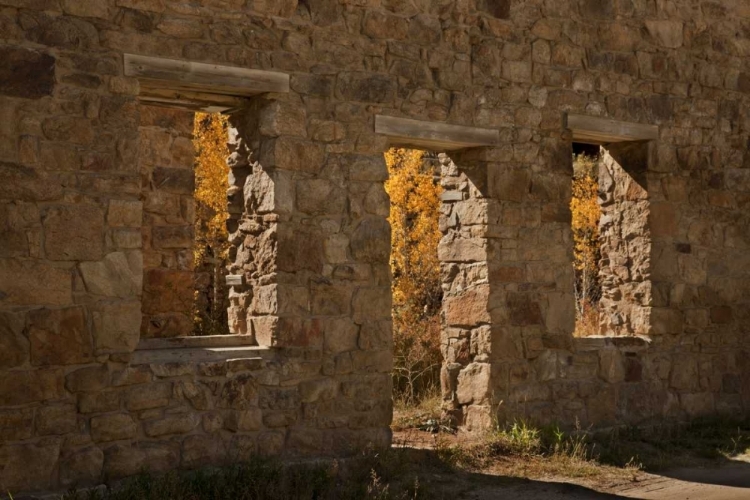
[259, 100, 307, 138]
[62, 0, 108, 18]
[296, 179, 346, 215]
[42, 116, 93, 145]
[112, 365, 153, 386]
[443, 286, 490, 327]
[28, 306, 93, 366]
[126, 383, 171, 411]
[0, 258, 72, 306]
[181, 435, 226, 469]
[0, 408, 34, 442]
[0, 310, 28, 368]
[178, 381, 211, 410]
[645, 20, 684, 49]
[143, 413, 199, 437]
[92, 300, 141, 353]
[78, 391, 120, 414]
[456, 363, 491, 405]
[224, 409, 263, 432]
[36, 403, 77, 435]
[438, 236, 487, 262]
[260, 136, 325, 174]
[107, 200, 142, 228]
[0, 368, 63, 406]
[60, 446, 104, 487]
[229, 435, 257, 461]
[598, 349, 625, 383]
[299, 378, 338, 403]
[0, 441, 59, 491]
[680, 392, 714, 416]
[217, 374, 257, 410]
[43, 204, 104, 261]
[65, 365, 109, 393]
[104, 442, 179, 480]
[350, 216, 390, 263]
[352, 287, 391, 325]
[323, 318, 359, 354]
[142, 269, 194, 315]
[91, 414, 137, 442]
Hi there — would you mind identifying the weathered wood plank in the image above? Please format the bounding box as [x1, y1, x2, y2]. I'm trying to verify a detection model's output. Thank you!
[566, 114, 658, 143]
[375, 115, 500, 151]
[124, 53, 289, 97]
[137, 335, 257, 350]
[138, 87, 247, 113]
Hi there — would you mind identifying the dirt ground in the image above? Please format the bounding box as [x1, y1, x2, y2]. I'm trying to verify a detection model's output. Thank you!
[392, 428, 750, 500]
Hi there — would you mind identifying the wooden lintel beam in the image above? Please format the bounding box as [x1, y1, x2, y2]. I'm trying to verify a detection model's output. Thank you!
[566, 114, 658, 144]
[138, 87, 248, 113]
[124, 54, 289, 99]
[375, 115, 500, 151]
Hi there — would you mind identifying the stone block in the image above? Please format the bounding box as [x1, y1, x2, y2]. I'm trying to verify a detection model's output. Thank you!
[336, 72, 397, 104]
[0, 369, 63, 406]
[142, 269, 194, 315]
[296, 179, 346, 215]
[151, 225, 194, 249]
[598, 349, 625, 383]
[443, 286, 490, 327]
[0, 162, 64, 202]
[66, 365, 109, 393]
[143, 414, 199, 437]
[92, 300, 141, 353]
[181, 435, 226, 469]
[104, 443, 179, 480]
[352, 287, 391, 325]
[152, 167, 195, 194]
[217, 374, 258, 410]
[107, 200, 143, 228]
[60, 446, 104, 487]
[126, 383, 171, 411]
[224, 409, 263, 432]
[0, 258, 72, 306]
[438, 236, 487, 262]
[80, 251, 143, 298]
[0, 311, 28, 368]
[350, 217, 390, 263]
[28, 306, 93, 366]
[259, 100, 307, 137]
[0, 47, 55, 99]
[260, 136, 325, 174]
[91, 414, 137, 442]
[0, 442, 59, 491]
[299, 378, 338, 403]
[456, 363, 491, 405]
[44, 204, 104, 261]
[78, 391, 120, 414]
[36, 403, 77, 435]
[0, 408, 34, 442]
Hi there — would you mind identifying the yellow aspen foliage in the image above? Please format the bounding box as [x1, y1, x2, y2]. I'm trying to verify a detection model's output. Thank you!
[193, 112, 230, 265]
[571, 154, 602, 336]
[192, 112, 230, 335]
[385, 148, 443, 316]
[385, 148, 443, 404]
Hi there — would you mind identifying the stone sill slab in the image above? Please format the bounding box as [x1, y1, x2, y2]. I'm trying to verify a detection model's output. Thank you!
[134, 335, 274, 364]
[574, 335, 651, 353]
[132, 345, 274, 365]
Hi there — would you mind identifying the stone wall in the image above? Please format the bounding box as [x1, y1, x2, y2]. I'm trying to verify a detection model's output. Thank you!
[140, 105, 197, 339]
[598, 142, 652, 336]
[1, 0, 750, 495]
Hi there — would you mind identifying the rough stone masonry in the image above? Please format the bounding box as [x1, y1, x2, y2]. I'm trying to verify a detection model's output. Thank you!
[1, 0, 750, 495]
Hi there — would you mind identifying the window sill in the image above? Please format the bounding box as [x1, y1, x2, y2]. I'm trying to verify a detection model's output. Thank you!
[573, 335, 651, 353]
[133, 335, 274, 364]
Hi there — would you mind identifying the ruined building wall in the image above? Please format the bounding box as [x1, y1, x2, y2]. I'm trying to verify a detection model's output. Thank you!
[1, 0, 750, 495]
[139, 106, 197, 338]
[597, 143, 652, 337]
